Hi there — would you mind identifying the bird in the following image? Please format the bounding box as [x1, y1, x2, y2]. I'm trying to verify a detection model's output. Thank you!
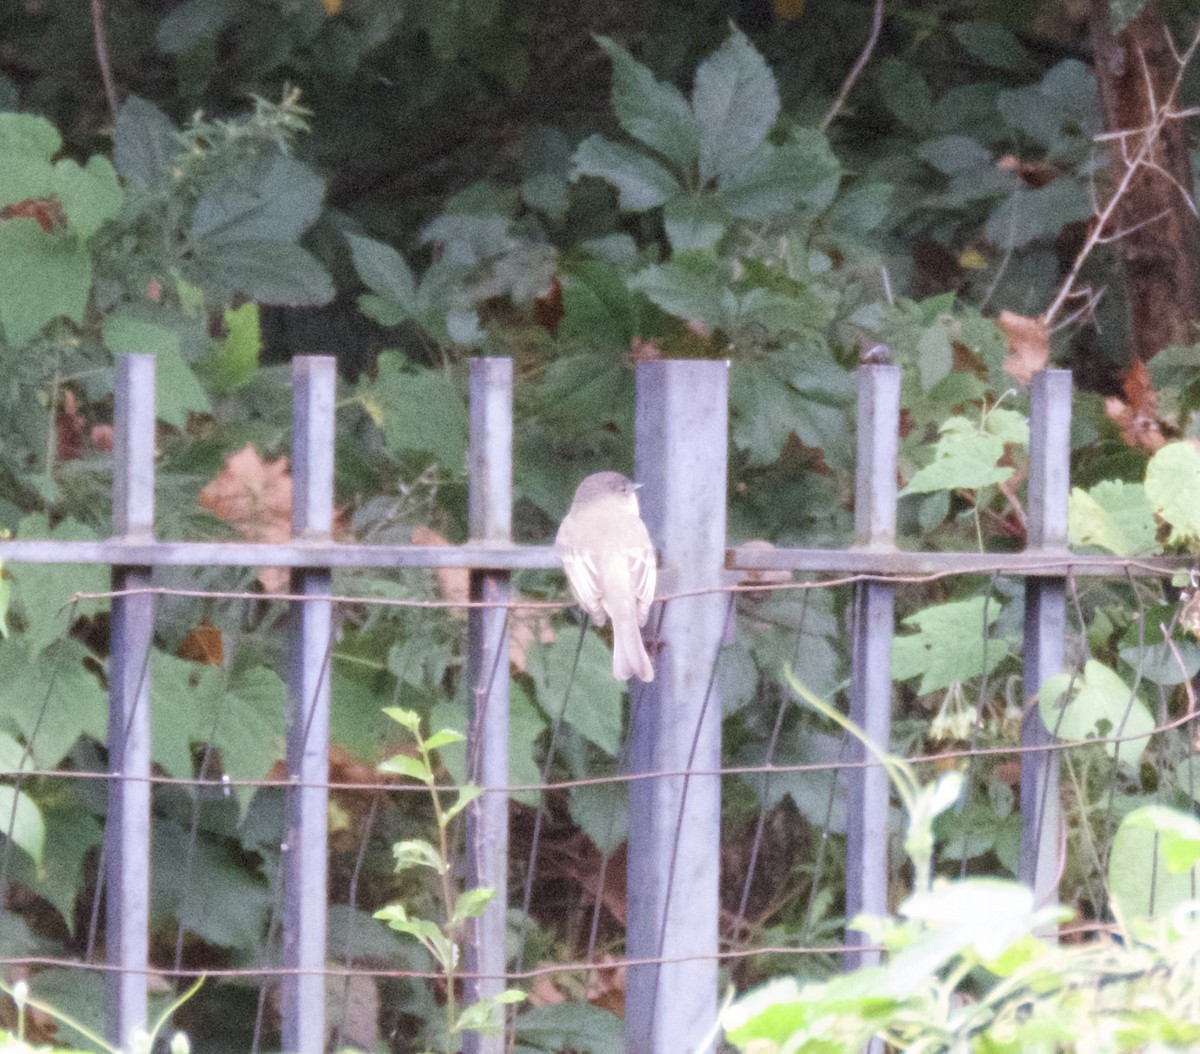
[555, 471, 656, 682]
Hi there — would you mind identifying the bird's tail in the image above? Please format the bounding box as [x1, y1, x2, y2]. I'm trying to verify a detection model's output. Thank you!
[612, 615, 654, 682]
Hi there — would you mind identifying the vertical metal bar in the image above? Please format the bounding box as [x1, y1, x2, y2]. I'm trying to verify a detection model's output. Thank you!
[628, 359, 728, 1054]
[463, 358, 512, 1054]
[281, 356, 336, 1054]
[845, 364, 900, 971]
[106, 355, 156, 1048]
[1019, 370, 1071, 903]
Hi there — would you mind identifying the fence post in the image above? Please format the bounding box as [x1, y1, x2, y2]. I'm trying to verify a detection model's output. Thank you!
[845, 364, 901, 970]
[628, 359, 729, 1054]
[1019, 369, 1071, 903]
[106, 354, 156, 1048]
[281, 356, 336, 1054]
[463, 357, 512, 1054]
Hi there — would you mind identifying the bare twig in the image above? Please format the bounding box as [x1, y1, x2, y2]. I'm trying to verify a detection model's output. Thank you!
[821, 0, 885, 132]
[89, 0, 120, 122]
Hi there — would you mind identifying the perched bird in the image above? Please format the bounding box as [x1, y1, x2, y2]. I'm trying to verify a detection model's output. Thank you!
[555, 471, 656, 682]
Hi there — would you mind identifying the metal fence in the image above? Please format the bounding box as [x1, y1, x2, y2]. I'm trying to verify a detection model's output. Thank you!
[0, 354, 1194, 1054]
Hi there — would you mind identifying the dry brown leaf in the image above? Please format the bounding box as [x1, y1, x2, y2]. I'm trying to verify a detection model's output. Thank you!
[177, 620, 224, 665]
[998, 310, 1050, 385]
[199, 445, 293, 592]
[1104, 359, 1167, 452]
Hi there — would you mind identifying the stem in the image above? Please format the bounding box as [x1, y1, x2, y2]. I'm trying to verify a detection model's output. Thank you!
[424, 739, 460, 1047]
[88, 0, 120, 122]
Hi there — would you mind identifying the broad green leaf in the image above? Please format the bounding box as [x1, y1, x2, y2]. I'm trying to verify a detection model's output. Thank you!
[559, 260, 640, 347]
[103, 315, 210, 428]
[3, 784, 101, 932]
[568, 781, 628, 856]
[357, 352, 468, 469]
[52, 155, 122, 238]
[1040, 660, 1153, 766]
[1120, 805, 1200, 872]
[515, 1003, 624, 1054]
[156, 0, 236, 53]
[112, 95, 179, 186]
[0, 113, 60, 202]
[917, 322, 954, 390]
[596, 36, 699, 168]
[201, 301, 262, 393]
[347, 233, 418, 315]
[628, 253, 726, 327]
[8, 515, 107, 659]
[1109, 807, 1200, 919]
[717, 130, 840, 219]
[0, 220, 90, 346]
[151, 652, 285, 818]
[1145, 441, 1200, 543]
[571, 135, 680, 211]
[891, 596, 1009, 695]
[190, 155, 323, 244]
[918, 135, 994, 176]
[383, 706, 422, 733]
[984, 179, 1093, 250]
[183, 238, 335, 306]
[423, 729, 466, 752]
[954, 23, 1029, 71]
[443, 782, 484, 825]
[877, 58, 933, 131]
[693, 28, 778, 183]
[527, 631, 624, 757]
[1069, 481, 1159, 556]
[0, 638, 106, 769]
[901, 418, 1011, 495]
[151, 819, 271, 950]
[1117, 603, 1200, 685]
[663, 197, 726, 252]
[0, 784, 45, 867]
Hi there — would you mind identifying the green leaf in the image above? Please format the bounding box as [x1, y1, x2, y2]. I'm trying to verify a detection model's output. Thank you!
[891, 597, 1009, 695]
[568, 781, 628, 856]
[628, 253, 726, 327]
[1121, 805, 1200, 872]
[347, 233, 418, 316]
[571, 135, 681, 211]
[515, 1003, 624, 1054]
[0, 220, 90, 346]
[443, 782, 484, 825]
[423, 729, 466, 752]
[0, 784, 45, 867]
[357, 353, 468, 469]
[383, 706, 422, 733]
[716, 130, 840, 219]
[1145, 441, 1200, 544]
[0, 113, 60, 203]
[103, 315, 211, 428]
[527, 632, 624, 756]
[53, 155, 122, 239]
[1117, 605, 1200, 685]
[1039, 660, 1153, 766]
[450, 886, 496, 926]
[151, 652, 285, 818]
[183, 239, 335, 307]
[954, 23, 1029, 71]
[917, 321, 954, 390]
[190, 155, 324, 244]
[1109, 806, 1200, 919]
[984, 180, 1093, 250]
[595, 36, 699, 168]
[918, 135, 994, 176]
[390, 838, 445, 873]
[663, 197, 726, 252]
[877, 58, 933, 131]
[113, 96, 179, 186]
[560, 260, 640, 347]
[380, 752, 434, 783]
[693, 28, 778, 183]
[9, 515, 107, 659]
[201, 301, 262, 393]
[901, 417, 1012, 495]
[0, 638, 106, 769]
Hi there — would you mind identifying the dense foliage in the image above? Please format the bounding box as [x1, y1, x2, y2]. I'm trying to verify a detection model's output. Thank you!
[2, 0, 1200, 1050]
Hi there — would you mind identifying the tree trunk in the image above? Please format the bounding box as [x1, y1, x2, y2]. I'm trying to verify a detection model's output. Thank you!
[1089, 0, 1200, 360]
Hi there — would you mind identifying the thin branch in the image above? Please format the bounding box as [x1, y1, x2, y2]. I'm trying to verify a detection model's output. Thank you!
[89, 0, 119, 122]
[821, 0, 885, 132]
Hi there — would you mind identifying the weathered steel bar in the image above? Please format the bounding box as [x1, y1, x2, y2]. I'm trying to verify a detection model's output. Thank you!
[281, 357, 336, 1054]
[628, 359, 729, 1054]
[1019, 370, 1072, 903]
[0, 537, 1180, 577]
[844, 364, 901, 971]
[105, 354, 156, 1048]
[463, 357, 512, 1054]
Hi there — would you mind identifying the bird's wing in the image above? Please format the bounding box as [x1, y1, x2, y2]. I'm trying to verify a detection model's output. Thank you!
[630, 546, 656, 626]
[559, 547, 608, 626]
